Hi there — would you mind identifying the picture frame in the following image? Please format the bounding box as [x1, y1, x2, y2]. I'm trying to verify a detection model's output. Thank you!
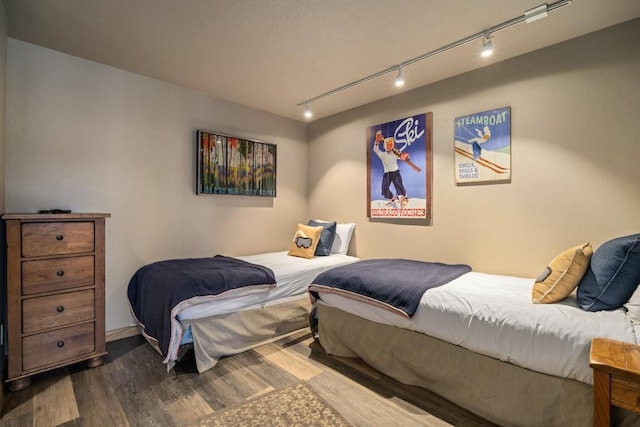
[454, 106, 511, 185]
[366, 113, 433, 220]
[196, 130, 277, 196]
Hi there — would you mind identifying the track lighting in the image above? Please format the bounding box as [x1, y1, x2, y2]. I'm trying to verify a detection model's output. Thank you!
[525, 4, 549, 23]
[297, 0, 571, 119]
[395, 67, 405, 87]
[481, 34, 493, 57]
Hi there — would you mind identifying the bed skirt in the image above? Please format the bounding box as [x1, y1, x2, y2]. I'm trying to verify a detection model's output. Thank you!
[183, 296, 311, 372]
[316, 303, 640, 427]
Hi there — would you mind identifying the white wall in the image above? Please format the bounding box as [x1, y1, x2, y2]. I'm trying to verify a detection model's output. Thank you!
[308, 19, 640, 278]
[5, 39, 308, 331]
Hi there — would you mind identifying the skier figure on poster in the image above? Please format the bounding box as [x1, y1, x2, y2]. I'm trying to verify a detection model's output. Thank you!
[373, 130, 410, 207]
[467, 125, 491, 160]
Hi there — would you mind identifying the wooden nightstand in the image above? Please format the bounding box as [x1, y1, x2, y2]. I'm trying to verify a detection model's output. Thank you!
[590, 337, 640, 426]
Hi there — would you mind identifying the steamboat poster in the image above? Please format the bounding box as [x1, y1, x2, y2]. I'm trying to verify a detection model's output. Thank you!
[454, 106, 511, 185]
[367, 113, 432, 220]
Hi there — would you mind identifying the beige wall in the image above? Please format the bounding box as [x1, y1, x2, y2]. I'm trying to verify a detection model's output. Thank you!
[4, 20, 640, 332]
[0, 3, 6, 213]
[308, 19, 640, 278]
[5, 40, 308, 331]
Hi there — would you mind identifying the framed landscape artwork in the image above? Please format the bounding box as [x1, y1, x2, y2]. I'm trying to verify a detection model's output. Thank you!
[196, 130, 277, 196]
[454, 106, 511, 185]
[366, 113, 433, 220]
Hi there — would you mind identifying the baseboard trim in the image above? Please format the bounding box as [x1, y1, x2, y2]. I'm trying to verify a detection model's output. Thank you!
[106, 325, 140, 342]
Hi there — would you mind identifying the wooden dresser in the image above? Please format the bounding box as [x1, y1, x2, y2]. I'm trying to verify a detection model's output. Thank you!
[2, 213, 110, 391]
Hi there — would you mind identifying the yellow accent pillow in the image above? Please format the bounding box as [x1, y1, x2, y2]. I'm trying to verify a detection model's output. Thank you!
[288, 224, 323, 259]
[532, 243, 593, 304]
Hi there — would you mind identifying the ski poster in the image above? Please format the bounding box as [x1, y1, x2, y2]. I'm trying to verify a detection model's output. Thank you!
[454, 106, 511, 185]
[367, 112, 432, 220]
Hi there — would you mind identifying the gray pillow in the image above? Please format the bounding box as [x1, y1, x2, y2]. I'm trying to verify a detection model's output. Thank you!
[307, 220, 337, 256]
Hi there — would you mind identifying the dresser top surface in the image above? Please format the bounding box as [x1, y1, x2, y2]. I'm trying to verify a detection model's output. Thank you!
[2, 213, 110, 220]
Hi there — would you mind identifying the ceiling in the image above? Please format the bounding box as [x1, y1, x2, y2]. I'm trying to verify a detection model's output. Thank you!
[3, 1, 639, 122]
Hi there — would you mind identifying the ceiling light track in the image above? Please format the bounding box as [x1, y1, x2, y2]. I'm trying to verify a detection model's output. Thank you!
[298, 0, 571, 119]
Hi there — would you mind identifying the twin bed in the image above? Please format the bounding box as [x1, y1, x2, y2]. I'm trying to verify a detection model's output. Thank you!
[128, 250, 359, 372]
[309, 234, 640, 427]
[312, 271, 639, 426]
[127, 221, 358, 372]
[128, 228, 640, 426]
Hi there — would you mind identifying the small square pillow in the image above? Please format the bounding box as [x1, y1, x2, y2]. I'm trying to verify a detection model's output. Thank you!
[307, 220, 336, 256]
[288, 224, 323, 259]
[532, 243, 593, 304]
[577, 234, 640, 311]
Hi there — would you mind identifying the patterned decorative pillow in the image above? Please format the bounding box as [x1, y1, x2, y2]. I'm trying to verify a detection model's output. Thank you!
[532, 243, 593, 304]
[577, 234, 640, 311]
[288, 224, 323, 259]
[307, 220, 336, 256]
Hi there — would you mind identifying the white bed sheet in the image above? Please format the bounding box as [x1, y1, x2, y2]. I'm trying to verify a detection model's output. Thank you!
[178, 251, 359, 321]
[318, 271, 637, 385]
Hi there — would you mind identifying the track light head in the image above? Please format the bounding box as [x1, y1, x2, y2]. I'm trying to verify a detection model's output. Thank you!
[481, 34, 493, 57]
[303, 103, 313, 119]
[525, 4, 549, 23]
[395, 67, 405, 87]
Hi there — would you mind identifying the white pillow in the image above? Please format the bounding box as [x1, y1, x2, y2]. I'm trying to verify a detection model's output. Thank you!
[331, 223, 355, 255]
[624, 284, 640, 324]
[313, 220, 355, 255]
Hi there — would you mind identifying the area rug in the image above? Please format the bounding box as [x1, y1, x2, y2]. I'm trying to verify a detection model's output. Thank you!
[190, 382, 351, 426]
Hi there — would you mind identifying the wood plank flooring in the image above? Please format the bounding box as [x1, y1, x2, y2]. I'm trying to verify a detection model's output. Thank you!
[0, 329, 496, 426]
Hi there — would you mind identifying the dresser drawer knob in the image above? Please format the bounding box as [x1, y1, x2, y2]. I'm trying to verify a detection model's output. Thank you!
[56, 234, 64, 241]
[57, 341, 65, 348]
[56, 270, 65, 277]
[56, 305, 64, 313]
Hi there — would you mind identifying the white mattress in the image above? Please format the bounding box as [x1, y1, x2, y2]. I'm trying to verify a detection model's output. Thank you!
[318, 271, 637, 385]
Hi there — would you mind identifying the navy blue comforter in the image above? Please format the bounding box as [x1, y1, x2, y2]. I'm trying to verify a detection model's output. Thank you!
[127, 255, 276, 359]
[310, 259, 471, 317]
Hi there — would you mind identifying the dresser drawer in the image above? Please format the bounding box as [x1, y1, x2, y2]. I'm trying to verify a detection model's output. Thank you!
[22, 323, 95, 371]
[612, 376, 640, 411]
[22, 290, 95, 334]
[22, 222, 95, 257]
[22, 255, 95, 295]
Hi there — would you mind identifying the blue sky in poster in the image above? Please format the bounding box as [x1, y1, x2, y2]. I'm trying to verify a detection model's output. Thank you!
[454, 107, 511, 152]
[369, 114, 427, 200]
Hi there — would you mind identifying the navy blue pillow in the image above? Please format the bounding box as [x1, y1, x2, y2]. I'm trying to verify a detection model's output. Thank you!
[577, 234, 640, 311]
[307, 220, 336, 256]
